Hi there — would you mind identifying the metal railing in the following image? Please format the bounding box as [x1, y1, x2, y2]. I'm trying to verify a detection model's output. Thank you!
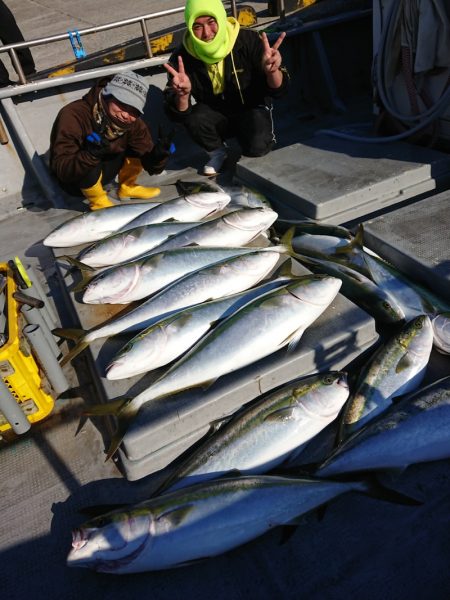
[0, 2, 241, 99]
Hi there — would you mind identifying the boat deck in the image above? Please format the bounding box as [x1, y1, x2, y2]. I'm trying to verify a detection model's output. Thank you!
[1, 1, 449, 598]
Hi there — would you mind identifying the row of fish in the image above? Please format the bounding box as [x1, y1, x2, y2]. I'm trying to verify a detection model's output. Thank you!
[67, 369, 449, 573]
[291, 224, 450, 353]
[43, 188, 449, 573]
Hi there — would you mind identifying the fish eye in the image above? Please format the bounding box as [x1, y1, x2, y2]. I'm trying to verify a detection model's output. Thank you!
[415, 320, 423, 329]
[323, 375, 334, 385]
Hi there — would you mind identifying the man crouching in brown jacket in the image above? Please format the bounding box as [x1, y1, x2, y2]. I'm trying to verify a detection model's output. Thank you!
[50, 70, 173, 210]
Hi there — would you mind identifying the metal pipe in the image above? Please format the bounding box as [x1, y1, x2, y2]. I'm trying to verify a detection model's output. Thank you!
[0, 7, 185, 53]
[0, 55, 168, 100]
[9, 48, 26, 85]
[0, 377, 31, 434]
[140, 19, 153, 58]
[0, 97, 67, 207]
[230, 1, 238, 18]
[20, 305, 61, 358]
[23, 324, 69, 396]
[24, 265, 59, 328]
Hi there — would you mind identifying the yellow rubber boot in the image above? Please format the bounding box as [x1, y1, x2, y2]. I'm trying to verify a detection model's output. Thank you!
[80, 173, 115, 211]
[118, 157, 161, 200]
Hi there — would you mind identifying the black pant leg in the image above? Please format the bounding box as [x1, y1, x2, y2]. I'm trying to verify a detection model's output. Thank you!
[183, 102, 230, 152]
[234, 104, 276, 157]
[0, 0, 35, 77]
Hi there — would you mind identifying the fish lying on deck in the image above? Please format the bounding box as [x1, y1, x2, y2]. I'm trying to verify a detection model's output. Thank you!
[43, 203, 164, 247]
[154, 372, 350, 495]
[106, 269, 300, 380]
[317, 376, 450, 477]
[87, 275, 342, 459]
[77, 221, 200, 268]
[66, 474, 369, 573]
[81, 246, 274, 305]
[54, 246, 290, 365]
[337, 314, 434, 442]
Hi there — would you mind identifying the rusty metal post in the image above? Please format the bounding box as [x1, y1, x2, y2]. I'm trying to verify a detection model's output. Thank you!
[0, 115, 8, 144]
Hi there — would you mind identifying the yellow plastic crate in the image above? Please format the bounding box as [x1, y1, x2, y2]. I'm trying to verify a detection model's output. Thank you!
[0, 262, 54, 432]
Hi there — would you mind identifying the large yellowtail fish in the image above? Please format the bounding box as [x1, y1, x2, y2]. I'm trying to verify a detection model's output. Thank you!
[43, 203, 165, 247]
[154, 372, 349, 494]
[318, 376, 450, 477]
[88, 275, 342, 459]
[67, 474, 369, 573]
[55, 247, 289, 365]
[338, 315, 434, 442]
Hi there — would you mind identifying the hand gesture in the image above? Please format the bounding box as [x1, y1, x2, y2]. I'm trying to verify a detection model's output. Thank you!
[164, 56, 192, 98]
[261, 31, 286, 75]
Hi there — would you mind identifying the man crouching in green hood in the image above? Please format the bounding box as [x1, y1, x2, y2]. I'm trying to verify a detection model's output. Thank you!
[164, 0, 288, 176]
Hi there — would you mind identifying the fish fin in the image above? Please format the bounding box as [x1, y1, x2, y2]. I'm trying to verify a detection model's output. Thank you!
[334, 224, 364, 255]
[84, 399, 129, 417]
[395, 352, 413, 373]
[52, 328, 89, 366]
[278, 525, 299, 545]
[421, 297, 437, 315]
[280, 226, 295, 250]
[104, 424, 129, 462]
[264, 407, 296, 422]
[277, 260, 295, 278]
[78, 504, 129, 518]
[59, 339, 89, 366]
[207, 415, 232, 434]
[61, 254, 96, 272]
[200, 378, 217, 390]
[285, 327, 306, 353]
[358, 475, 423, 506]
[52, 327, 85, 342]
[71, 270, 96, 293]
[156, 504, 194, 527]
[102, 398, 141, 461]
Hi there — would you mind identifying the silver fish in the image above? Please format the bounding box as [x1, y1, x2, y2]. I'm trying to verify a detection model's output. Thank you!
[156, 372, 349, 494]
[363, 252, 450, 354]
[82, 246, 269, 305]
[318, 376, 450, 477]
[77, 222, 201, 268]
[67, 474, 367, 573]
[102, 276, 342, 438]
[43, 203, 165, 247]
[338, 314, 434, 441]
[118, 191, 231, 231]
[293, 252, 405, 324]
[56, 248, 288, 365]
[106, 272, 299, 380]
[140, 207, 278, 255]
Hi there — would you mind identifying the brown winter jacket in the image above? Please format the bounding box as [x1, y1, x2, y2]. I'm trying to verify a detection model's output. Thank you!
[50, 78, 165, 184]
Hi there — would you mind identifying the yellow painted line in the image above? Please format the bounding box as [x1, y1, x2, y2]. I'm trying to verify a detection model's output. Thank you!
[48, 64, 75, 78]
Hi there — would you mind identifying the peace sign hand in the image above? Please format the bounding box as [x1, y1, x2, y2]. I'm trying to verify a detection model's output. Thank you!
[164, 56, 192, 98]
[261, 31, 286, 75]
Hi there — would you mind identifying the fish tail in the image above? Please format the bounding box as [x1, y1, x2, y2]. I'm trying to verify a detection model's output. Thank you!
[280, 226, 295, 254]
[84, 397, 140, 460]
[52, 327, 89, 365]
[59, 256, 96, 292]
[334, 224, 364, 255]
[360, 474, 423, 506]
